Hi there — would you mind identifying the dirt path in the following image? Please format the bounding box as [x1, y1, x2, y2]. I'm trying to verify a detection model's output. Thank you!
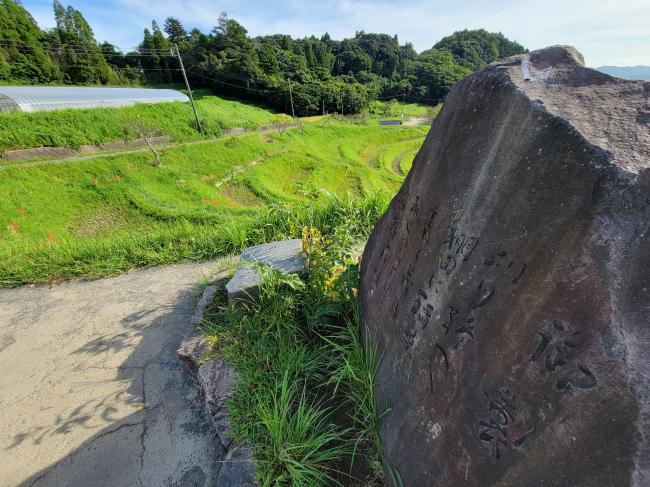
[402, 116, 429, 126]
[0, 261, 228, 487]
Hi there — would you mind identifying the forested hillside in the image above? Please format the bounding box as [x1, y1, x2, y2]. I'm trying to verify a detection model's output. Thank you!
[0, 0, 526, 114]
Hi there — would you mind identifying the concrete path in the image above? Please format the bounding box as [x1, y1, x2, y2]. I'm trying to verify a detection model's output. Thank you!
[0, 261, 227, 487]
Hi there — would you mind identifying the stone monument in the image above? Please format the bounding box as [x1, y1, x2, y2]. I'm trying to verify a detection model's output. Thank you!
[360, 46, 649, 486]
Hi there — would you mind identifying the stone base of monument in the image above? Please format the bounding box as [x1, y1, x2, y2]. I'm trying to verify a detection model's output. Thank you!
[178, 284, 217, 373]
[178, 286, 257, 486]
[176, 241, 311, 484]
[178, 240, 308, 485]
[225, 239, 306, 303]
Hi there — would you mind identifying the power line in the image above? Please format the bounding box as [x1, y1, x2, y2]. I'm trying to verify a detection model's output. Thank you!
[2, 45, 169, 58]
[183, 60, 254, 82]
[0, 39, 169, 52]
[184, 68, 285, 94]
[375, 93, 406, 100]
[2, 39, 283, 89]
[4, 38, 296, 89]
[375, 92, 441, 102]
[182, 57, 273, 84]
[182, 58, 253, 81]
[183, 56, 270, 82]
[40, 48, 170, 57]
[1, 38, 442, 103]
[7, 61, 181, 71]
[0, 39, 172, 56]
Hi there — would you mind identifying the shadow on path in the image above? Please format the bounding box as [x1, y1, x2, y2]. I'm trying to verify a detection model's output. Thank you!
[0, 262, 224, 487]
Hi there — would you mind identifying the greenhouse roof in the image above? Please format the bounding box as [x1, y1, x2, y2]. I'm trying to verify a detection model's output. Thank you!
[0, 86, 189, 113]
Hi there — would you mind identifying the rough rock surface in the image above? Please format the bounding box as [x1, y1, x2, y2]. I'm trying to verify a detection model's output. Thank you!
[178, 285, 217, 373]
[226, 239, 305, 302]
[178, 282, 258, 485]
[198, 359, 238, 450]
[359, 46, 649, 486]
[216, 445, 257, 487]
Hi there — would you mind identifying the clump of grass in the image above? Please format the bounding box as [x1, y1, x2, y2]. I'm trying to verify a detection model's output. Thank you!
[258, 373, 352, 486]
[201, 218, 387, 486]
[0, 193, 388, 286]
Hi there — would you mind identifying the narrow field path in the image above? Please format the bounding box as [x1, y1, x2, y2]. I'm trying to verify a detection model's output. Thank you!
[0, 123, 303, 171]
[0, 261, 228, 487]
[214, 159, 258, 187]
[391, 149, 411, 174]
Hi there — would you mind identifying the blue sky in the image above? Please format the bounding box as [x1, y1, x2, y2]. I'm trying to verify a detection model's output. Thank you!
[22, 0, 650, 67]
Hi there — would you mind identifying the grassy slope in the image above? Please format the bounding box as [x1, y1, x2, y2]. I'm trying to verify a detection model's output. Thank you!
[368, 101, 433, 118]
[0, 122, 427, 285]
[0, 90, 291, 152]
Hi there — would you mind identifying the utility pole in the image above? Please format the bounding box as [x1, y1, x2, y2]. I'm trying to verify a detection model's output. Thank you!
[322, 98, 325, 116]
[340, 91, 344, 116]
[287, 78, 295, 118]
[174, 43, 203, 134]
[402, 92, 406, 118]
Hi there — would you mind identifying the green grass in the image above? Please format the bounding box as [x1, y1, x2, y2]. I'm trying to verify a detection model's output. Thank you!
[368, 100, 440, 119]
[384, 102, 430, 117]
[0, 89, 290, 153]
[362, 138, 423, 174]
[201, 222, 386, 486]
[0, 122, 427, 286]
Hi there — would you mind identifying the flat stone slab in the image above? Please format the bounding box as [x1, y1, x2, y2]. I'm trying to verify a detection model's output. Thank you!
[226, 239, 305, 302]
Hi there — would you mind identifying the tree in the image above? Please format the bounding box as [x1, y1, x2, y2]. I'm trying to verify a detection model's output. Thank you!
[434, 29, 526, 70]
[210, 11, 259, 84]
[258, 43, 281, 76]
[50, 0, 115, 84]
[333, 41, 372, 75]
[0, 0, 61, 82]
[136, 20, 177, 84]
[380, 99, 399, 116]
[405, 49, 471, 102]
[355, 33, 402, 78]
[2, 1, 528, 116]
[163, 17, 186, 44]
[101, 41, 140, 84]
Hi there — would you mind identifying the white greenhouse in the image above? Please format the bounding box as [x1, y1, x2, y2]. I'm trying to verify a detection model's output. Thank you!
[0, 86, 189, 113]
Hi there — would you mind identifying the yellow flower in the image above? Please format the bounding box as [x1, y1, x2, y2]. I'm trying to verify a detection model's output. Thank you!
[301, 226, 323, 254]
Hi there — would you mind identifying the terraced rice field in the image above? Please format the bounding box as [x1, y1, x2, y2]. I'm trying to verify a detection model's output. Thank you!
[0, 121, 428, 285]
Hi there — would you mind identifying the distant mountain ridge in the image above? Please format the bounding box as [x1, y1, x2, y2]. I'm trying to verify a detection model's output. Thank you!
[595, 65, 650, 81]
